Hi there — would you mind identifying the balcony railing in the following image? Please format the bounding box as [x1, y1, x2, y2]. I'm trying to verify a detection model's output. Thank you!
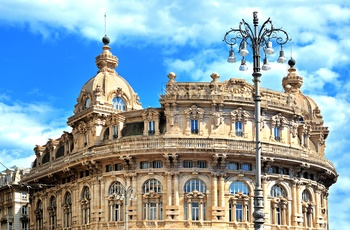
[24, 136, 335, 181]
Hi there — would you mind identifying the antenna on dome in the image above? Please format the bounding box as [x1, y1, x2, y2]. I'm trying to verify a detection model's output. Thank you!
[102, 13, 110, 45]
[290, 38, 293, 58]
[104, 12, 107, 36]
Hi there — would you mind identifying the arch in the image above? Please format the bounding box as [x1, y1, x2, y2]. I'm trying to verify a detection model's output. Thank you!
[105, 178, 126, 196]
[56, 145, 64, 158]
[63, 191, 72, 228]
[112, 96, 126, 111]
[184, 179, 206, 193]
[179, 174, 210, 193]
[48, 196, 57, 229]
[35, 199, 43, 230]
[229, 181, 249, 195]
[142, 179, 162, 194]
[42, 151, 50, 164]
[225, 176, 254, 196]
[81, 186, 91, 225]
[271, 184, 286, 198]
[109, 181, 125, 195]
[302, 189, 312, 202]
[107, 89, 130, 104]
[81, 186, 90, 199]
[267, 181, 291, 199]
[103, 127, 110, 140]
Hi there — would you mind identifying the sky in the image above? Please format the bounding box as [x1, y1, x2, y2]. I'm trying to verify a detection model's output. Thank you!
[0, 0, 349, 228]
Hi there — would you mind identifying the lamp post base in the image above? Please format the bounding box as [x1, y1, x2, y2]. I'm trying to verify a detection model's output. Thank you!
[253, 187, 265, 230]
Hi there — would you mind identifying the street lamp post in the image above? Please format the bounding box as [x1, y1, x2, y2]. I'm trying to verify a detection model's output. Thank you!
[121, 186, 137, 230]
[223, 12, 289, 230]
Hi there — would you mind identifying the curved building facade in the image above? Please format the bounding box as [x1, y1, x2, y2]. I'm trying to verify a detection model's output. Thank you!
[22, 37, 337, 230]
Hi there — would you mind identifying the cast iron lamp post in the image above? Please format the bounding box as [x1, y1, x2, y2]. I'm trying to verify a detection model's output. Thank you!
[120, 186, 137, 230]
[223, 11, 289, 230]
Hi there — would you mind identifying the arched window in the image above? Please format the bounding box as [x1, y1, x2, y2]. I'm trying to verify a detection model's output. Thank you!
[103, 128, 110, 140]
[112, 97, 126, 111]
[85, 98, 91, 109]
[184, 179, 207, 221]
[35, 200, 43, 230]
[56, 145, 64, 158]
[184, 179, 206, 193]
[142, 179, 163, 220]
[302, 190, 313, 228]
[302, 190, 311, 202]
[229, 181, 249, 195]
[108, 182, 125, 221]
[63, 192, 72, 228]
[271, 184, 285, 198]
[81, 186, 91, 225]
[229, 182, 250, 222]
[42, 151, 50, 164]
[270, 184, 287, 225]
[48, 196, 56, 230]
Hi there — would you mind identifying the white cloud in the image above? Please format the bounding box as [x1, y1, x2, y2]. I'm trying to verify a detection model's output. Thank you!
[0, 97, 70, 151]
[1, 1, 350, 228]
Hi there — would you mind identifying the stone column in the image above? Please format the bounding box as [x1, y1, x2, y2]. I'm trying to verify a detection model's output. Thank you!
[219, 176, 225, 207]
[167, 173, 172, 206]
[292, 181, 297, 225]
[173, 173, 179, 206]
[212, 174, 218, 207]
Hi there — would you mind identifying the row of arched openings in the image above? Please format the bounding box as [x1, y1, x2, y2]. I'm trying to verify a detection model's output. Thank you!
[34, 181, 314, 229]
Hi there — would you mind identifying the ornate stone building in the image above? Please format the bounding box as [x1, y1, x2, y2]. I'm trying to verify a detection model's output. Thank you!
[22, 36, 337, 230]
[0, 167, 30, 230]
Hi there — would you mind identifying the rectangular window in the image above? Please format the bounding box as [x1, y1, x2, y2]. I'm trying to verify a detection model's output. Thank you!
[228, 162, 238, 170]
[229, 203, 233, 221]
[274, 127, 281, 141]
[241, 163, 252, 171]
[236, 204, 243, 222]
[183, 161, 193, 168]
[113, 125, 118, 139]
[197, 161, 207, 168]
[276, 207, 281, 225]
[192, 202, 199, 220]
[21, 222, 28, 230]
[302, 133, 308, 147]
[84, 133, 88, 146]
[235, 121, 243, 137]
[22, 192, 27, 200]
[140, 162, 150, 169]
[115, 163, 123, 171]
[269, 166, 279, 174]
[153, 161, 163, 168]
[281, 167, 289, 175]
[113, 204, 121, 221]
[22, 206, 27, 215]
[8, 206, 12, 216]
[158, 202, 163, 220]
[191, 119, 199, 134]
[148, 121, 155, 135]
[106, 165, 113, 172]
[149, 203, 157, 220]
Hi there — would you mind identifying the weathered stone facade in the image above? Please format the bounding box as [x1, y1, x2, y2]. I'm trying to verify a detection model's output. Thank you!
[22, 36, 337, 230]
[0, 167, 30, 230]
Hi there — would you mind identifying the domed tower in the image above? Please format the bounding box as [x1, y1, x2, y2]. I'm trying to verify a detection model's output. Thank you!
[67, 36, 142, 150]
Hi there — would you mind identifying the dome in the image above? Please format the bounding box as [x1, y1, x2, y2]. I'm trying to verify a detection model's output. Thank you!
[73, 38, 142, 115]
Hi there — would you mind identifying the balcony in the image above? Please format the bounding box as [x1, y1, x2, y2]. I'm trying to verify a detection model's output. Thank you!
[24, 136, 335, 182]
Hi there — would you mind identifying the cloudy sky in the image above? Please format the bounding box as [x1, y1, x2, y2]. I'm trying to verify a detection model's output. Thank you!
[0, 0, 349, 228]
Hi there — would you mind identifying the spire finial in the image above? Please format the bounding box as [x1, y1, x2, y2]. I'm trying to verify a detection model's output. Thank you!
[104, 12, 107, 36]
[102, 13, 110, 45]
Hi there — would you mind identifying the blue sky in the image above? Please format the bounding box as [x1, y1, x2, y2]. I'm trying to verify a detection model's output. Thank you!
[0, 0, 349, 228]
